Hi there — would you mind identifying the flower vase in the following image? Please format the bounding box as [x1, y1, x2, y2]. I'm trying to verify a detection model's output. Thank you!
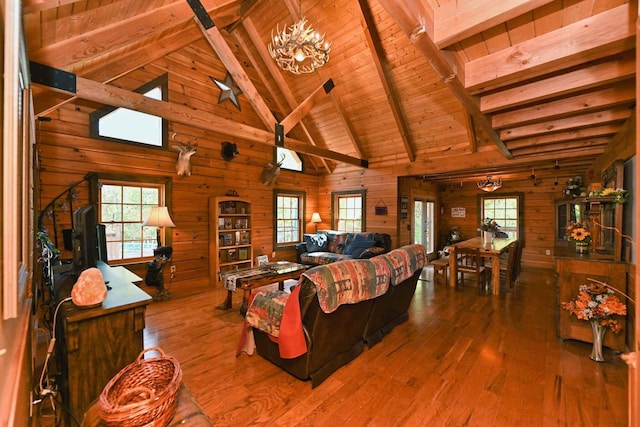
[590, 320, 606, 362]
[483, 231, 493, 243]
[575, 241, 590, 254]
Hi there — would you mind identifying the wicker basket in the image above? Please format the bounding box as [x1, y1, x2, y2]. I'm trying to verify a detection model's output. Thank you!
[98, 347, 182, 427]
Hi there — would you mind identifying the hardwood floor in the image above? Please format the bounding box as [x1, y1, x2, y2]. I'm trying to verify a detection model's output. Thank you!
[140, 265, 628, 426]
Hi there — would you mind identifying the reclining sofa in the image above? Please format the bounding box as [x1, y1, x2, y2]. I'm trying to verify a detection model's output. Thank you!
[296, 230, 392, 266]
[243, 244, 426, 387]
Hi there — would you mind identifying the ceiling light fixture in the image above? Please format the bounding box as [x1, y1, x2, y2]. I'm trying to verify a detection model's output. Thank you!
[268, 1, 331, 74]
[477, 176, 502, 192]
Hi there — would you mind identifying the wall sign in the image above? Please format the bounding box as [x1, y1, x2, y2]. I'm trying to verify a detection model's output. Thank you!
[451, 207, 466, 218]
[399, 197, 409, 219]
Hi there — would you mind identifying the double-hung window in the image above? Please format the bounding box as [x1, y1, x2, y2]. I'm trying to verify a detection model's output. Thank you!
[274, 190, 305, 247]
[99, 180, 169, 262]
[332, 190, 365, 232]
[479, 193, 524, 240]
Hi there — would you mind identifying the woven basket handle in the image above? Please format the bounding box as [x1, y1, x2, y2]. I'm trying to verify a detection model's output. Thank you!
[115, 386, 155, 406]
[135, 347, 165, 363]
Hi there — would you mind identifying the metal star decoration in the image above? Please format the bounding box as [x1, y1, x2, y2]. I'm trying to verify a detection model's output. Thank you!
[211, 72, 242, 111]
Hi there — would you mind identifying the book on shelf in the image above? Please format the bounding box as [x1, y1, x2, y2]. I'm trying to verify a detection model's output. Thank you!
[238, 248, 248, 260]
[222, 234, 233, 246]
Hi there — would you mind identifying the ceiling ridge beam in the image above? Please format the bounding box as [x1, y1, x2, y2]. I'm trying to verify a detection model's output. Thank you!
[377, 0, 512, 159]
[480, 52, 635, 113]
[31, 71, 368, 167]
[465, 3, 635, 92]
[433, 0, 555, 49]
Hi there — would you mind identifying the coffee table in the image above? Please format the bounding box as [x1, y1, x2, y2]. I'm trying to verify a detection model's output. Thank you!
[217, 261, 308, 315]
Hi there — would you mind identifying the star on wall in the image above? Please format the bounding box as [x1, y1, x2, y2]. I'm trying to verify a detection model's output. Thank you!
[211, 72, 242, 111]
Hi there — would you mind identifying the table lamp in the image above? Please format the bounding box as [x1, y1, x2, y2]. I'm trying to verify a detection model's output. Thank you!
[142, 206, 176, 247]
[311, 212, 322, 232]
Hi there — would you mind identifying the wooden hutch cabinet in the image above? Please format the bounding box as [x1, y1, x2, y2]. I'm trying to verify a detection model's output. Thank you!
[209, 196, 254, 286]
[554, 160, 628, 351]
[54, 262, 151, 425]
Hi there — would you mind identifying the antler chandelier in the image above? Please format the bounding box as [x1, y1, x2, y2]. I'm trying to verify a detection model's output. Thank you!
[268, 2, 331, 74]
[477, 176, 503, 192]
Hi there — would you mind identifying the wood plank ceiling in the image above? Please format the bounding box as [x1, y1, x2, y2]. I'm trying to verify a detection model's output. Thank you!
[23, 0, 636, 185]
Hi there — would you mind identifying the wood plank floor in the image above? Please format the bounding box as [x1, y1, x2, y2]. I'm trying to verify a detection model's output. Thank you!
[141, 265, 629, 426]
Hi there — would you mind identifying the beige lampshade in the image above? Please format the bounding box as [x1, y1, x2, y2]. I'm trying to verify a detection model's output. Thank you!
[311, 212, 322, 223]
[143, 206, 176, 228]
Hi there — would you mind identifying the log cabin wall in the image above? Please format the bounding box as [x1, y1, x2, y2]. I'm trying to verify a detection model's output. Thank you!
[36, 50, 320, 295]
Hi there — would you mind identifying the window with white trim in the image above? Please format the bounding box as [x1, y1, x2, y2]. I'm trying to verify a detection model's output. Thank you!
[480, 195, 522, 240]
[275, 190, 305, 247]
[99, 181, 165, 261]
[332, 190, 365, 232]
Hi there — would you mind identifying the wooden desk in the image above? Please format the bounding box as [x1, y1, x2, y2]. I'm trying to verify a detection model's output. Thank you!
[54, 262, 151, 425]
[447, 237, 517, 295]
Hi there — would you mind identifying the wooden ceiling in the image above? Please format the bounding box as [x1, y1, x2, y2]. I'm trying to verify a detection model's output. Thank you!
[23, 0, 636, 184]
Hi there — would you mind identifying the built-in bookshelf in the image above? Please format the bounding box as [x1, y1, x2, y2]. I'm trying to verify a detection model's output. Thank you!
[209, 196, 253, 286]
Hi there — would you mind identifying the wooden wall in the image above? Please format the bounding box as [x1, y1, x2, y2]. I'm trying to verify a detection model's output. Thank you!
[37, 55, 320, 296]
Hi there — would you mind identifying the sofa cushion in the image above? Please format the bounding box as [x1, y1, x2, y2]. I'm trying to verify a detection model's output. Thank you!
[300, 252, 352, 265]
[302, 259, 390, 313]
[344, 234, 376, 258]
[379, 244, 427, 285]
[245, 290, 290, 337]
[304, 233, 328, 252]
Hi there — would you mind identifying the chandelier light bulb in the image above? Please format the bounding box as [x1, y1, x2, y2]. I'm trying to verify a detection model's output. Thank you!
[294, 48, 306, 62]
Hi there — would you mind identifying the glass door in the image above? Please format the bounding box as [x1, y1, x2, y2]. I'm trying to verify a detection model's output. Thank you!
[413, 198, 435, 255]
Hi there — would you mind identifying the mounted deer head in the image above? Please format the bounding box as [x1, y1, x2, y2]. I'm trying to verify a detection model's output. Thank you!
[171, 132, 197, 176]
[260, 154, 286, 186]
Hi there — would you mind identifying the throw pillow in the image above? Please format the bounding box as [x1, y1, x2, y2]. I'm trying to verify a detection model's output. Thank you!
[345, 235, 376, 258]
[304, 233, 328, 252]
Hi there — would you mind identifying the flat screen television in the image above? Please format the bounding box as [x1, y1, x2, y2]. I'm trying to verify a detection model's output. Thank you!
[72, 205, 98, 273]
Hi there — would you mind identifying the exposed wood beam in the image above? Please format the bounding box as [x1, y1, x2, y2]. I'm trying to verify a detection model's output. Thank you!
[279, 80, 334, 134]
[22, 0, 83, 14]
[33, 25, 202, 116]
[500, 108, 631, 140]
[378, 0, 512, 159]
[465, 114, 477, 152]
[491, 84, 636, 129]
[465, 3, 635, 92]
[480, 53, 635, 113]
[505, 124, 623, 150]
[29, 0, 228, 68]
[32, 74, 367, 167]
[241, 17, 333, 173]
[230, 28, 324, 172]
[510, 138, 609, 157]
[358, 0, 416, 162]
[193, 16, 276, 131]
[433, 0, 554, 48]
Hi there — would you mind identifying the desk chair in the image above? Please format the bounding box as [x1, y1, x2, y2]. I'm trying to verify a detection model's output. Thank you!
[455, 247, 487, 289]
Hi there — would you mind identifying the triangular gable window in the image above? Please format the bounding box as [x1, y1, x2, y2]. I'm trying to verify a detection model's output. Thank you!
[277, 147, 303, 172]
[90, 74, 168, 148]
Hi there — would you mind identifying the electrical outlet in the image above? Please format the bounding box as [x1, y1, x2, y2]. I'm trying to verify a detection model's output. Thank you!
[545, 249, 551, 256]
[170, 265, 176, 273]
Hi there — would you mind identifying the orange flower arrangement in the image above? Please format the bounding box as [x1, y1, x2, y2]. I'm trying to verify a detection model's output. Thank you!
[562, 282, 627, 333]
[565, 221, 591, 243]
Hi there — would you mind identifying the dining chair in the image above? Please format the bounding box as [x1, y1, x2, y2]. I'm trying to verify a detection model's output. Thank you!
[455, 247, 487, 289]
[485, 241, 520, 289]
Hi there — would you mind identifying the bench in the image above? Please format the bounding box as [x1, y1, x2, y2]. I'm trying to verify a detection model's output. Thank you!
[431, 257, 449, 285]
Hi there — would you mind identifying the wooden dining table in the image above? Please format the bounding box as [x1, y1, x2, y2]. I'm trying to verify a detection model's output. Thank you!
[446, 237, 518, 295]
